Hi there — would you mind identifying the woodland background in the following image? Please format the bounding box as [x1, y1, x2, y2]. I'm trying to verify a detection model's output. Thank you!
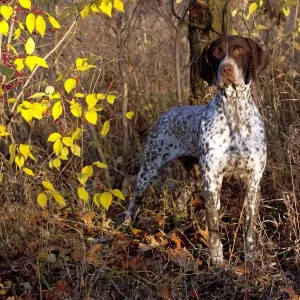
[0, 0, 299, 299]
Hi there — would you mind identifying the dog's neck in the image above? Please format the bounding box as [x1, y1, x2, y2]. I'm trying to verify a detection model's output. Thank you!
[215, 82, 253, 134]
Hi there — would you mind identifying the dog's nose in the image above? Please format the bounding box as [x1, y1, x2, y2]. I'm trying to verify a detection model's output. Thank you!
[221, 64, 233, 76]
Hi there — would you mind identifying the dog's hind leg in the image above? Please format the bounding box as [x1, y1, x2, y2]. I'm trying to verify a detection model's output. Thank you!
[125, 135, 187, 223]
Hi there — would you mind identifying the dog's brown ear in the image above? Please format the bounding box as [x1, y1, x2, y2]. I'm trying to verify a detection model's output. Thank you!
[246, 39, 269, 82]
[198, 42, 215, 86]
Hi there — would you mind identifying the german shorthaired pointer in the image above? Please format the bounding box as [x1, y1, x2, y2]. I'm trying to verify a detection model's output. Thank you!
[125, 35, 269, 266]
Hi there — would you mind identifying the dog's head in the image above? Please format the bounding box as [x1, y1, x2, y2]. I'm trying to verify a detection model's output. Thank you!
[199, 35, 269, 87]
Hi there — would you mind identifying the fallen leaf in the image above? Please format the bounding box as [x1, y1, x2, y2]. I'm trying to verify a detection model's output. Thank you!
[71, 243, 85, 263]
[54, 279, 70, 297]
[157, 285, 172, 300]
[86, 244, 102, 266]
[170, 232, 182, 249]
[283, 287, 300, 300]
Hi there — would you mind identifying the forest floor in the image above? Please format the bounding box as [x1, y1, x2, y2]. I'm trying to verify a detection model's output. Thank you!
[0, 180, 299, 299]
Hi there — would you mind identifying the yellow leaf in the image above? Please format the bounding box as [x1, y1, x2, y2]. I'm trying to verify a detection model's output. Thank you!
[99, 1, 113, 17]
[126, 111, 134, 120]
[0, 5, 14, 20]
[231, 9, 237, 17]
[32, 103, 43, 119]
[52, 101, 63, 121]
[53, 139, 63, 156]
[0, 20, 9, 36]
[232, 28, 239, 35]
[100, 191, 112, 210]
[82, 165, 93, 177]
[7, 44, 18, 56]
[86, 94, 98, 108]
[25, 55, 37, 71]
[62, 137, 73, 147]
[18, 0, 31, 10]
[53, 158, 61, 169]
[58, 155, 68, 160]
[29, 92, 47, 98]
[14, 58, 25, 72]
[48, 160, 53, 169]
[64, 78, 76, 93]
[29, 153, 36, 161]
[21, 108, 34, 123]
[45, 86, 54, 94]
[48, 15, 61, 29]
[14, 28, 21, 40]
[15, 154, 25, 169]
[110, 189, 125, 200]
[25, 37, 35, 55]
[9, 144, 16, 166]
[71, 144, 81, 157]
[93, 161, 108, 168]
[50, 191, 66, 207]
[0, 173, 3, 184]
[71, 128, 82, 140]
[93, 193, 101, 207]
[91, 4, 101, 12]
[282, 7, 290, 17]
[42, 180, 56, 191]
[256, 24, 267, 30]
[78, 186, 89, 202]
[37, 193, 48, 208]
[70, 100, 82, 117]
[23, 167, 35, 176]
[75, 92, 85, 98]
[33, 56, 49, 68]
[77, 174, 88, 185]
[85, 110, 98, 125]
[25, 13, 35, 34]
[18, 21, 24, 29]
[8, 98, 17, 103]
[61, 147, 69, 156]
[48, 132, 62, 142]
[114, 0, 124, 12]
[19, 144, 30, 160]
[248, 3, 258, 14]
[0, 125, 9, 137]
[97, 93, 106, 100]
[107, 95, 116, 104]
[101, 120, 110, 136]
[80, 4, 90, 19]
[36, 15, 46, 37]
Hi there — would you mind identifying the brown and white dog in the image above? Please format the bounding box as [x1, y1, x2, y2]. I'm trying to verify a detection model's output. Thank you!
[125, 35, 269, 266]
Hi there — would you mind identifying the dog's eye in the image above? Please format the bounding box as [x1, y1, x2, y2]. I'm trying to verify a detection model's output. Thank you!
[213, 48, 221, 56]
[236, 48, 244, 55]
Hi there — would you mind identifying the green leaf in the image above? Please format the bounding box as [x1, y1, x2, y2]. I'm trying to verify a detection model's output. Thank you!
[0, 5, 14, 20]
[0, 65, 15, 79]
[42, 180, 56, 191]
[48, 132, 62, 142]
[85, 110, 98, 125]
[25, 13, 35, 34]
[25, 37, 35, 55]
[18, 0, 31, 10]
[93, 161, 108, 168]
[101, 120, 110, 136]
[78, 186, 89, 202]
[36, 15, 46, 37]
[110, 189, 125, 200]
[82, 165, 93, 177]
[52, 101, 63, 121]
[64, 78, 76, 93]
[100, 192, 112, 210]
[37, 193, 48, 208]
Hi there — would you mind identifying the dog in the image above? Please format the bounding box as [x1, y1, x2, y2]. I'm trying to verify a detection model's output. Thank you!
[125, 35, 269, 266]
